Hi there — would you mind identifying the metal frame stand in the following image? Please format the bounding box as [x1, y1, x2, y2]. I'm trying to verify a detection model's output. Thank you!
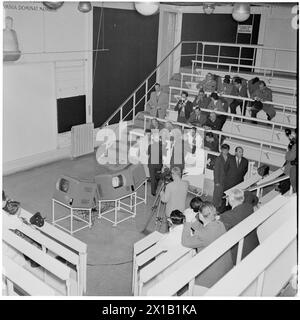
[52, 199, 93, 235]
[98, 179, 147, 227]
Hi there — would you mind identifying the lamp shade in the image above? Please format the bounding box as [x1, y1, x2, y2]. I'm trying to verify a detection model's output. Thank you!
[232, 3, 251, 22]
[3, 17, 21, 62]
[78, 2, 92, 13]
[43, 2, 64, 10]
[203, 3, 215, 15]
[135, 2, 159, 16]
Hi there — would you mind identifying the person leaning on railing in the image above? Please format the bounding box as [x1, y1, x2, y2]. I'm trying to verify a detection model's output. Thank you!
[219, 189, 259, 264]
[249, 81, 275, 121]
[181, 201, 233, 288]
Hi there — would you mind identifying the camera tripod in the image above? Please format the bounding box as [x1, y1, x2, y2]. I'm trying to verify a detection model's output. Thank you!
[142, 178, 168, 234]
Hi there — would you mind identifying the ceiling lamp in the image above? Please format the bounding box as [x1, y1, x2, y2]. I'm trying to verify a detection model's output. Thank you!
[203, 3, 215, 15]
[232, 3, 251, 22]
[135, 2, 159, 16]
[3, 16, 21, 62]
[43, 2, 64, 10]
[78, 2, 92, 13]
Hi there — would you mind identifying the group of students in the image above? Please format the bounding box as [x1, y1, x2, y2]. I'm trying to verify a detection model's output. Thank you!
[154, 187, 259, 290]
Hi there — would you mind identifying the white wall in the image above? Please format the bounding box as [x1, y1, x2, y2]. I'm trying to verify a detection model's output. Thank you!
[257, 5, 297, 71]
[3, 1, 91, 173]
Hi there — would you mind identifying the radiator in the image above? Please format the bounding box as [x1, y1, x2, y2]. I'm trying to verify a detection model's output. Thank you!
[71, 123, 94, 158]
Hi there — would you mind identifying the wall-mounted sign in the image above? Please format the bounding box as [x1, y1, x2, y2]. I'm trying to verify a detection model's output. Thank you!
[237, 25, 253, 34]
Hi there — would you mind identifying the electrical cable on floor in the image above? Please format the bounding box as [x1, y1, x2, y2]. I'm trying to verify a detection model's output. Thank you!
[87, 259, 133, 267]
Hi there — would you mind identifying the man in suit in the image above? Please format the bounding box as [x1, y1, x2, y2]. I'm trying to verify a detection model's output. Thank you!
[174, 91, 194, 123]
[198, 73, 217, 93]
[203, 112, 224, 131]
[220, 188, 259, 264]
[218, 75, 234, 105]
[192, 89, 211, 109]
[145, 83, 169, 119]
[247, 77, 260, 97]
[182, 201, 233, 288]
[250, 81, 275, 121]
[225, 146, 248, 191]
[204, 132, 219, 153]
[188, 107, 206, 127]
[147, 131, 163, 196]
[212, 144, 231, 212]
[208, 92, 227, 128]
[230, 77, 248, 115]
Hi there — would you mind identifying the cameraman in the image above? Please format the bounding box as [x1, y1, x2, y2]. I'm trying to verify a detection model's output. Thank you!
[160, 166, 189, 218]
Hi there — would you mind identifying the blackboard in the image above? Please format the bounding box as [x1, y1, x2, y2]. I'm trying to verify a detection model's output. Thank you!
[57, 95, 86, 133]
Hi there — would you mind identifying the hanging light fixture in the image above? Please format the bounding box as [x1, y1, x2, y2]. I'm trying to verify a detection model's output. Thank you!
[43, 2, 64, 10]
[135, 2, 159, 16]
[78, 2, 92, 13]
[3, 16, 21, 62]
[203, 3, 215, 15]
[232, 3, 251, 22]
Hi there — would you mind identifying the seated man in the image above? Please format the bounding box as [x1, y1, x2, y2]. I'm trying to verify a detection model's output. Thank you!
[160, 166, 189, 218]
[188, 107, 206, 127]
[250, 81, 275, 121]
[218, 75, 234, 107]
[230, 77, 248, 115]
[192, 88, 211, 109]
[247, 77, 260, 97]
[203, 112, 224, 131]
[208, 92, 227, 128]
[182, 202, 233, 288]
[174, 91, 194, 123]
[219, 189, 259, 264]
[145, 83, 169, 119]
[198, 73, 217, 93]
[204, 132, 219, 153]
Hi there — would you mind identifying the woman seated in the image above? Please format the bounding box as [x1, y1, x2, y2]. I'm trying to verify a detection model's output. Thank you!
[183, 197, 203, 223]
[181, 202, 233, 288]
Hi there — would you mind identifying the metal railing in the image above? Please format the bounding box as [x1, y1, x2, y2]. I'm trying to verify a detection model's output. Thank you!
[168, 85, 297, 123]
[101, 41, 297, 129]
[146, 194, 295, 296]
[180, 72, 297, 104]
[143, 114, 286, 167]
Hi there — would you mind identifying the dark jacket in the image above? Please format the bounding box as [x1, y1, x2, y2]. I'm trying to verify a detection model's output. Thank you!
[181, 221, 233, 288]
[225, 155, 248, 190]
[204, 117, 224, 131]
[175, 100, 194, 121]
[220, 202, 259, 263]
[213, 154, 231, 186]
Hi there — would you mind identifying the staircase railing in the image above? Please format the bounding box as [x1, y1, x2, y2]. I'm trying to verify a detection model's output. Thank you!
[101, 41, 297, 128]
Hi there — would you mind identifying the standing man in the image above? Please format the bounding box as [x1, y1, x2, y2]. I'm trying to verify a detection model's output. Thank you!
[175, 91, 194, 123]
[160, 166, 189, 218]
[225, 146, 249, 191]
[212, 144, 231, 212]
[220, 189, 259, 263]
[147, 131, 163, 196]
[145, 83, 169, 119]
[230, 78, 248, 115]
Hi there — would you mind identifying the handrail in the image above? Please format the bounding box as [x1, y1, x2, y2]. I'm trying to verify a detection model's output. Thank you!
[205, 215, 296, 296]
[195, 41, 297, 52]
[102, 41, 183, 127]
[181, 72, 297, 93]
[248, 175, 289, 192]
[169, 85, 297, 110]
[192, 59, 297, 75]
[143, 114, 287, 151]
[200, 108, 296, 129]
[147, 194, 293, 296]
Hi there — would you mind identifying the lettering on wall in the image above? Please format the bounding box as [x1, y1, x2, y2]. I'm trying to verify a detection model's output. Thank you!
[3, 3, 51, 11]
